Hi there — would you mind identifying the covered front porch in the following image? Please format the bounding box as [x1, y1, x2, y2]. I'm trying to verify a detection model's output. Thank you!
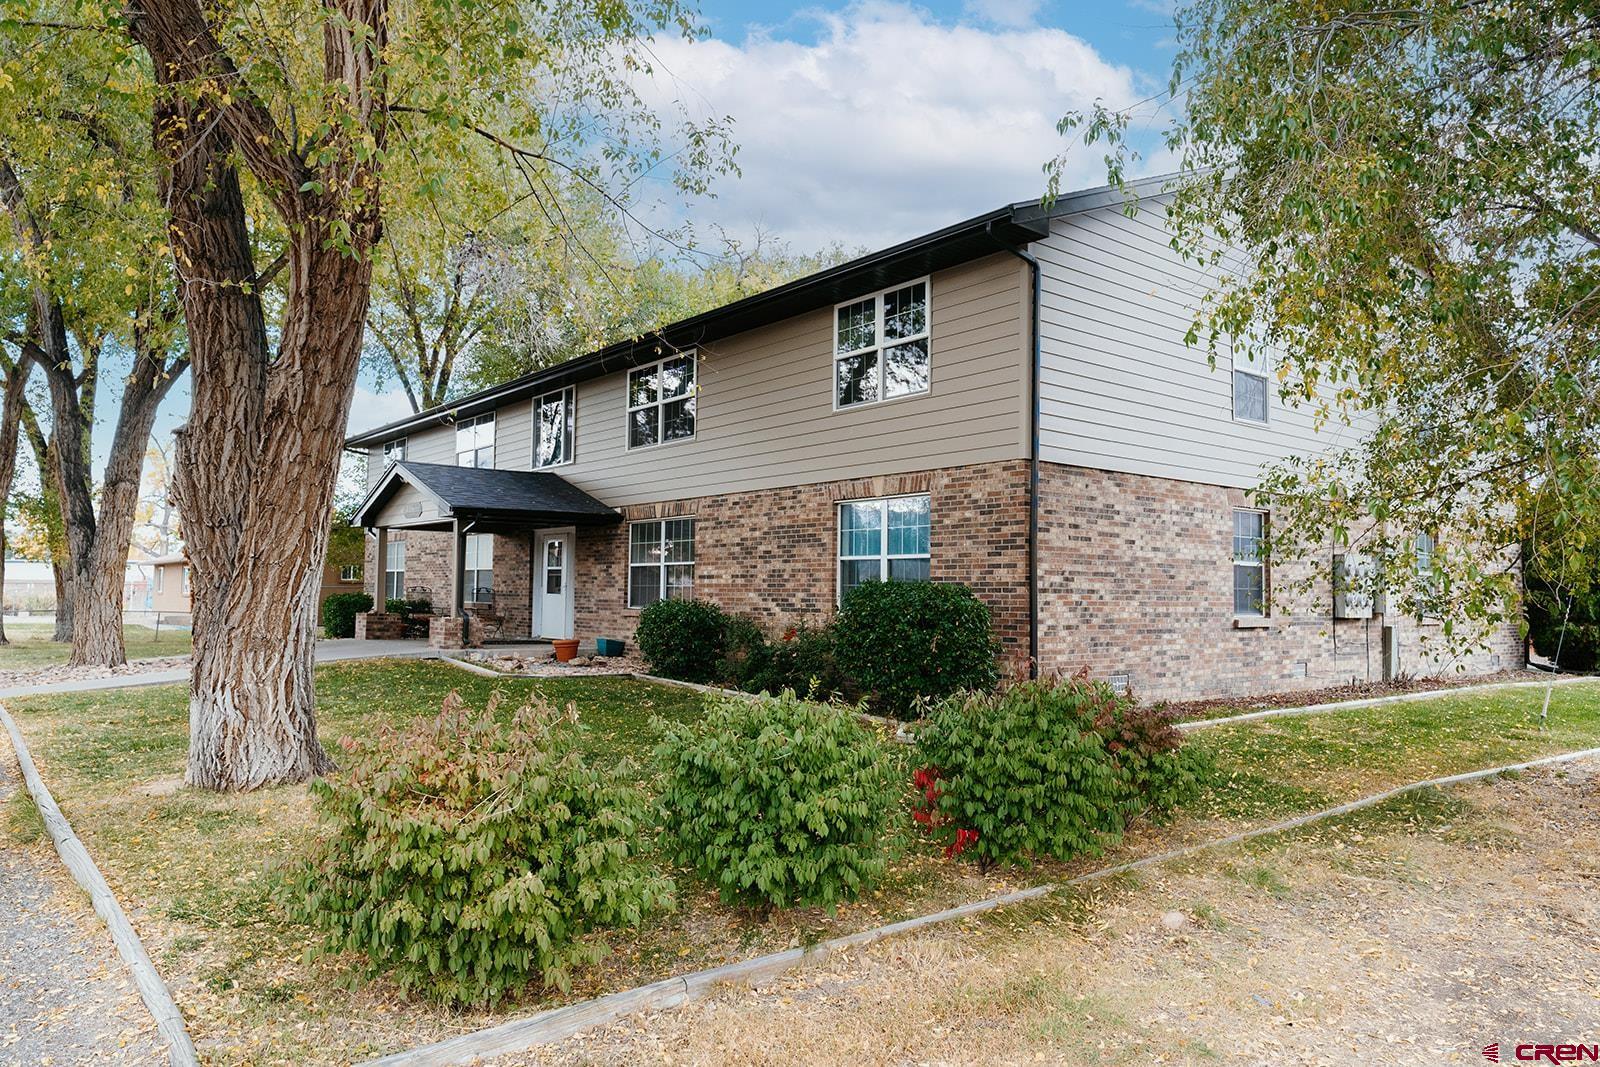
[351, 461, 620, 648]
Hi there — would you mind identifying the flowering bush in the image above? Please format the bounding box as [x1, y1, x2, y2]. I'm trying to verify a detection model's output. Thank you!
[912, 674, 1209, 869]
[284, 691, 671, 1006]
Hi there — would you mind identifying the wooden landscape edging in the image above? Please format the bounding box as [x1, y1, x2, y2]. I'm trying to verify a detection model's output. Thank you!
[362, 741, 1600, 1066]
[0, 702, 200, 1067]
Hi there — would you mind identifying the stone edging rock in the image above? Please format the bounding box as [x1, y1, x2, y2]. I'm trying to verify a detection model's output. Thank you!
[0, 702, 199, 1067]
[359, 742, 1600, 1066]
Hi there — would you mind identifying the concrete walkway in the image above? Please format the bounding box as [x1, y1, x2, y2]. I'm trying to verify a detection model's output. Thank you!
[0, 638, 438, 699]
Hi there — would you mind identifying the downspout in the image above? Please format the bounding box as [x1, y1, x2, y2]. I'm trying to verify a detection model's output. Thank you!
[987, 221, 1043, 678]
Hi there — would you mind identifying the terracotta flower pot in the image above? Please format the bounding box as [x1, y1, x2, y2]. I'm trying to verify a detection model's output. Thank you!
[552, 638, 580, 662]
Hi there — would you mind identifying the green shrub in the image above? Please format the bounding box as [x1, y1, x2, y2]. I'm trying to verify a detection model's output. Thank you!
[655, 691, 898, 909]
[320, 592, 373, 638]
[384, 596, 431, 617]
[740, 624, 854, 702]
[717, 614, 771, 688]
[833, 581, 1001, 717]
[1526, 586, 1600, 671]
[285, 691, 671, 1006]
[636, 598, 729, 683]
[1100, 703, 1214, 821]
[914, 677, 1129, 869]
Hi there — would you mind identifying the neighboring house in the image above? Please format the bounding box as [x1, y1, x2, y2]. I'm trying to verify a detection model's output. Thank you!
[346, 175, 1524, 701]
[2, 558, 152, 614]
[146, 551, 365, 624]
[146, 553, 192, 620]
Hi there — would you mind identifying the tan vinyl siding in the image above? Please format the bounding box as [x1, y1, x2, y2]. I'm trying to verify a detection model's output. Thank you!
[1033, 201, 1362, 488]
[372, 482, 447, 527]
[356, 253, 1030, 506]
[558, 253, 1030, 506]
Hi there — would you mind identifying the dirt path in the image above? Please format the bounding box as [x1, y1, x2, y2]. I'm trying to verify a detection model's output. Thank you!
[504, 759, 1600, 1066]
[0, 731, 163, 1066]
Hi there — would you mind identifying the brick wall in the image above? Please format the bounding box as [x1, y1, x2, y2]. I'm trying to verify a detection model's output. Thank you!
[363, 530, 533, 639]
[573, 460, 1032, 661]
[1035, 462, 1525, 701]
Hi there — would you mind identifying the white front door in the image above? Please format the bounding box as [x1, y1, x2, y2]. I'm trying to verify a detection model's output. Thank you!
[535, 530, 574, 639]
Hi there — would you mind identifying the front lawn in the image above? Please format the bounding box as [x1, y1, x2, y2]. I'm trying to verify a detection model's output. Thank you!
[6, 665, 1600, 1065]
[0, 622, 192, 671]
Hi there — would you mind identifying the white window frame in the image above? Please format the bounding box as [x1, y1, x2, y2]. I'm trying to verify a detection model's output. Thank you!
[153, 567, 163, 594]
[836, 493, 932, 604]
[462, 533, 494, 604]
[532, 386, 576, 469]
[383, 437, 407, 465]
[1232, 508, 1268, 617]
[833, 278, 932, 411]
[625, 352, 697, 452]
[182, 567, 191, 595]
[1414, 530, 1436, 575]
[1231, 353, 1270, 425]
[455, 412, 495, 468]
[339, 564, 363, 583]
[385, 541, 406, 602]
[627, 517, 695, 608]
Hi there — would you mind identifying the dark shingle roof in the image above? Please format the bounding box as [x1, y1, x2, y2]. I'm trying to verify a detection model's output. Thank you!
[355, 462, 620, 528]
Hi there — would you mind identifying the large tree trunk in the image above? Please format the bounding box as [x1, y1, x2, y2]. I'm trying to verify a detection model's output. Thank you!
[69, 338, 184, 667]
[0, 355, 27, 646]
[131, 0, 384, 790]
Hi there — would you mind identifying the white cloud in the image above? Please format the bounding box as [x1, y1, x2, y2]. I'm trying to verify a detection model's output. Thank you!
[640, 2, 1161, 250]
[346, 384, 418, 437]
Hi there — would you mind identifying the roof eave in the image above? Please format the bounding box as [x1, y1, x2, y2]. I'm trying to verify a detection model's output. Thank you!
[342, 204, 1053, 449]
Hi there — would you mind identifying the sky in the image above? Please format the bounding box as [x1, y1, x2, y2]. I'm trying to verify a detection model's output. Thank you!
[90, 0, 1181, 474]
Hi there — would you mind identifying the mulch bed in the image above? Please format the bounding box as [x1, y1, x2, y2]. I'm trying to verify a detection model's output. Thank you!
[1156, 668, 1557, 721]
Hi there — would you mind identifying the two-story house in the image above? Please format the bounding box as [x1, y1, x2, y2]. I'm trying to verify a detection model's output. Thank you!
[346, 175, 1524, 701]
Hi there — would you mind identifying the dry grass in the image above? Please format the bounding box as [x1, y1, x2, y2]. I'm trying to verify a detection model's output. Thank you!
[7, 668, 1600, 1064]
[0, 623, 191, 670]
[508, 762, 1600, 1066]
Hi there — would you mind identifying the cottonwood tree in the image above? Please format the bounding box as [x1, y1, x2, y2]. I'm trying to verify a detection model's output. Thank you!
[0, 25, 188, 666]
[371, 198, 855, 411]
[11, 0, 734, 789]
[0, 349, 29, 645]
[1056, 0, 1600, 645]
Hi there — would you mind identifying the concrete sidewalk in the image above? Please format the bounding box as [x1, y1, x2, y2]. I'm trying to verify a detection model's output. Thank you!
[0, 639, 438, 700]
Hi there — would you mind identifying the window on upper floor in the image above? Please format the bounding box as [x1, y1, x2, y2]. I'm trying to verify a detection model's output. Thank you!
[628, 518, 694, 607]
[838, 494, 931, 601]
[1232, 508, 1268, 616]
[627, 353, 696, 450]
[340, 564, 363, 582]
[533, 387, 575, 468]
[463, 533, 494, 604]
[1232, 350, 1269, 424]
[835, 279, 930, 409]
[455, 413, 494, 467]
[383, 437, 406, 465]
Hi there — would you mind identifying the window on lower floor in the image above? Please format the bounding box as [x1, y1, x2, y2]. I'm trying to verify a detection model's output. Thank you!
[339, 564, 363, 582]
[629, 518, 694, 608]
[838, 494, 931, 601]
[182, 567, 191, 595]
[385, 541, 406, 601]
[1232, 508, 1268, 615]
[463, 533, 494, 603]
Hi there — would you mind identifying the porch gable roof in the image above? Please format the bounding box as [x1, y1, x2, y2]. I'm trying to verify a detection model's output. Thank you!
[354, 461, 621, 529]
